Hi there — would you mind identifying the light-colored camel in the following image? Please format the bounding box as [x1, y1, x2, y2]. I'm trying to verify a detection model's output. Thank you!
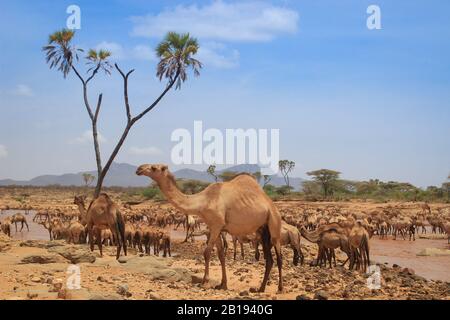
[85, 193, 127, 259]
[136, 164, 283, 292]
[73, 196, 88, 226]
[1, 217, 12, 237]
[11, 213, 29, 232]
[68, 221, 85, 244]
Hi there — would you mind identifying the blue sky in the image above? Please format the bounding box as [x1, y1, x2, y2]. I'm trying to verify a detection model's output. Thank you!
[0, 0, 449, 187]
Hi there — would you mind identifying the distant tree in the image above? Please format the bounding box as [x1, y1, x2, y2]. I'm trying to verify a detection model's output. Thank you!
[278, 160, 295, 188]
[219, 171, 238, 182]
[277, 185, 293, 196]
[306, 169, 341, 197]
[263, 175, 272, 188]
[82, 173, 95, 187]
[43, 30, 201, 198]
[207, 164, 218, 182]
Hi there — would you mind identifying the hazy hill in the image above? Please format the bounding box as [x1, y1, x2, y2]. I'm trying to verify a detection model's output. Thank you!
[0, 163, 304, 190]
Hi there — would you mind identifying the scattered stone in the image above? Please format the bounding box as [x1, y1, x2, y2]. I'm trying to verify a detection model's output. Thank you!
[239, 290, 249, 297]
[417, 248, 450, 257]
[27, 292, 38, 299]
[117, 284, 132, 297]
[296, 295, 310, 300]
[30, 277, 42, 283]
[401, 268, 415, 275]
[49, 246, 96, 264]
[314, 290, 329, 300]
[20, 253, 67, 264]
[148, 293, 161, 300]
[249, 287, 258, 293]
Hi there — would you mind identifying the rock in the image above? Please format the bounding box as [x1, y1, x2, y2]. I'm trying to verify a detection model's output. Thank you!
[117, 284, 132, 297]
[49, 246, 96, 264]
[20, 240, 65, 249]
[49, 279, 63, 292]
[97, 276, 108, 283]
[239, 290, 249, 297]
[392, 264, 400, 268]
[191, 275, 203, 284]
[148, 293, 161, 300]
[20, 253, 67, 264]
[117, 256, 129, 264]
[27, 292, 38, 299]
[249, 287, 258, 293]
[88, 293, 123, 300]
[314, 290, 329, 300]
[417, 248, 450, 257]
[30, 277, 42, 283]
[401, 268, 415, 275]
[57, 288, 72, 300]
[296, 295, 310, 300]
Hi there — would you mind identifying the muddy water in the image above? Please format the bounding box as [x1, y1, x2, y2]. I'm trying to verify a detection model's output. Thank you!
[1, 210, 50, 241]
[1, 210, 449, 282]
[371, 237, 450, 282]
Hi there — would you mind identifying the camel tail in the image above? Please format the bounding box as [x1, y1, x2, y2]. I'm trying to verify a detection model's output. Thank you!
[116, 211, 127, 254]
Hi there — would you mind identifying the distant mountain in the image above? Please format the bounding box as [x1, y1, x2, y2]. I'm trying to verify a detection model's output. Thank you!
[0, 162, 304, 190]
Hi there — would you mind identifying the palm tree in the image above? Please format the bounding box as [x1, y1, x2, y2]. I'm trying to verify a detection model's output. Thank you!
[42, 29, 83, 78]
[86, 49, 113, 75]
[43, 30, 202, 198]
[156, 32, 202, 90]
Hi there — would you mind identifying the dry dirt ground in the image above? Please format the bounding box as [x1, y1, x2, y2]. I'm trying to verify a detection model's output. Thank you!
[0, 188, 449, 300]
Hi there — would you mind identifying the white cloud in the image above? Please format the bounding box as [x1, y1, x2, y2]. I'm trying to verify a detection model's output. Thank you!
[12, 84, 33, 97]
[0, 145, 7, 158]
[70, 130, 107, 145]
[197, 42, 239, 69]
[129, 146, 163, 156]
[130, 1, 299, 42]
[132, 45, 157, 61]
[95, 41, 126, 60]
[94, 42, 157, 62]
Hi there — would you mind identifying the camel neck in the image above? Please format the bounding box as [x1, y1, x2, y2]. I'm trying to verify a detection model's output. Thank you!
[156, 175, 204, 214]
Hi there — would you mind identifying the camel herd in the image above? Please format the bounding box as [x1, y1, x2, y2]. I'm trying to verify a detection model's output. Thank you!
[1, 165, 450, 293]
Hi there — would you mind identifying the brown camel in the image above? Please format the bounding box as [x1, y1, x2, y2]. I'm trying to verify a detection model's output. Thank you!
[254, 222, 304, 266]
[85, 193, 127, 259]
[136, 164, 283, 292]
[11, 213, 29, 232]
[348, 221, 370, 272]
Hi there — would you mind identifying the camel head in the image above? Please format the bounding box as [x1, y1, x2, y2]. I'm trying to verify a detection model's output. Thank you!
[74, 195, 86, 205]
[136, 164, 171, 182]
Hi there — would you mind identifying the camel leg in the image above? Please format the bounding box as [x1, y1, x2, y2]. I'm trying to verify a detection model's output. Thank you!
[96, 228, 103, 257]
[233, 238, 237, 260]
[240, 242, 245, 260]
[14, 222, 18, 233]
[202, 228, 221, 285]
[184, 223, 190, 243]
[215, 236, 228, 290]
[258, 226, 274, 293]
[20, 221, 24, 232]
[273, 241, 283, 293]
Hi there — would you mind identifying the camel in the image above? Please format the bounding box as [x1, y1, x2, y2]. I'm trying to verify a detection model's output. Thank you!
[440, 221, 450, 244]
[300, 225, 350, 268]
[136, 164, 283, 292]
[232, 233, 259, 260]
[73, 196, 88, 226]
[68, 221, 85, 244]
[11, 213, 29, 232]
[1, 218, 11, 237]
[85, 193, 127, 259]
[348, 221, 370, 272]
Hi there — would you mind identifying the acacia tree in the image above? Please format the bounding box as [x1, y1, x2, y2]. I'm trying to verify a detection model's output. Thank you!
[207, 164, 218, 182]
[43, 30, 202, 198]
[307, 169, 341, 197]
[263, 175, 272, 188]
[278, 160, 295, 189]
[82, 173, 95, 187]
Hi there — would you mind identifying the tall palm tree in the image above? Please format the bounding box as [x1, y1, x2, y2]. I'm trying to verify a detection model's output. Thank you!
[86, 49, 113, 75]
[156, 32, 202, 89]
[42, 29, 83, 78]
